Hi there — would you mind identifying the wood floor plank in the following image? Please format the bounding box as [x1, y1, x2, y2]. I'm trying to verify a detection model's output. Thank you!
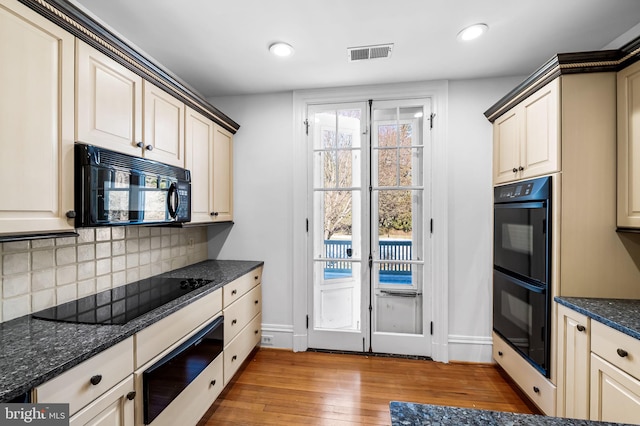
[198, 348, 537, 425]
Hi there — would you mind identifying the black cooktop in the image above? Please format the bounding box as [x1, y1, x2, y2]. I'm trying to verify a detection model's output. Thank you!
[31, 276, 212, 325]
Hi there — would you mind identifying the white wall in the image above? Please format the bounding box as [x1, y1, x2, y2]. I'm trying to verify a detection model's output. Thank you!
[209, 76, 525, 361]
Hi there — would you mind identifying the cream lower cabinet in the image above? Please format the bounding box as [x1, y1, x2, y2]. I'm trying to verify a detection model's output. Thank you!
[0, 0, 75, 235]
[493, 79, 560, 184]
[223, 267, 262, 384]
[617, 60, 640, 229]
[590, 320, 640, 423]
[556, 304, 590, 419]
[76, 40, 185, 168]
[35, 338, 134, 424]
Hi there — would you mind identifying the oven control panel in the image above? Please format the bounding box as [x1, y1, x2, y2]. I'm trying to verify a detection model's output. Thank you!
[495, 176, 550, 203]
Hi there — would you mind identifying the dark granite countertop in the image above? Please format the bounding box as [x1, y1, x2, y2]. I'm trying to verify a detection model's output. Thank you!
[0, 259, 263, 402]
[555, 297, 640, 340]
[390, 402, 631, 425]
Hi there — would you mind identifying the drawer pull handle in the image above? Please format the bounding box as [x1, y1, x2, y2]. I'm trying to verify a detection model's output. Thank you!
[210, 380, 216, 387]
[126, 391, 136, 401]
[576, 324, 586, 332]
[231, 289, 237, 296]
[498, 351, 503, 357]
[90, 375, 102, 386]
[533, 386, 540, 394]
[232, 319, 237, 325]
[617, 348, 629, 358]
[255, 300, 259, 305]
[232, 355, 237, 362]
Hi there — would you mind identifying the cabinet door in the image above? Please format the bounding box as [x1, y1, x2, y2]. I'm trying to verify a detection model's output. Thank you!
[493, 109, 520, 184]
[76, 40, 142, 156]
[212, 125, 233, 222]
[185, 107, 214, 223]
[617, 60, 640, 228]
[0, 0, 74, 235]
[69, 376, 135, 426]
[143, 82, 185, 168]
[590, 353, 640, 423]
[556, 304, 590, 419]
[520, 79, 560, 179]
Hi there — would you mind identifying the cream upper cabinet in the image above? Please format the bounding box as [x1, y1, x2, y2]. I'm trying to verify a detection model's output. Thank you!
[0, 0, 75, 235]
[556, 304, 590, 419]
[76, 40, 185, 168]
[143, 82, 185, 168]
[185, 107, 215, 223]
[617, 60, 640, 229]
[493, 79, 560, 184]
[76, 39, 143, 157]
[212, 125, 234, 222]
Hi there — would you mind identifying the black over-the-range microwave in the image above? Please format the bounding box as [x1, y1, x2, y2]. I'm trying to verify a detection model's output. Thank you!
[74, 143, 191, 227]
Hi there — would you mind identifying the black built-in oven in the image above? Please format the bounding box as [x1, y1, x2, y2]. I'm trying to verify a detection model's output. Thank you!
[493, 176, 551, 377]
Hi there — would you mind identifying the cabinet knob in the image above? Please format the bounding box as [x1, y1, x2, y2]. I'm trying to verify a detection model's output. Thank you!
[231, 319, 237, 325]
[210, 380, 217, 387]
[90, 374, 102, 386]
[533, 386, 540, 394]
[255, 300, 259, 305]
[145, 145, 153, 151]
[512, 168, 518, 173]
[65, 210, 76, 219]
[518, 166, 524, 171]
[231, 289, 237, 296]
[136, 141, 144, 148]
[126, 391, 136, 401]
[210, 212, 219, 216]
[498, 351, 503, 357]
[255, 276, 259, 280]
[232, 355, 237, 362]
[617, 348, 629, 358]
[576, 324, 586, 332]
[255, 329, 259, 334]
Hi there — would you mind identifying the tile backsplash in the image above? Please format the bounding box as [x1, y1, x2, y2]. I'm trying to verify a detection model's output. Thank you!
[0, 226, 208, 323]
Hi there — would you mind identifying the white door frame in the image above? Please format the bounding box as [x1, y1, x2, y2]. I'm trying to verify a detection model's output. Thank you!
[292, 81, 450, 363]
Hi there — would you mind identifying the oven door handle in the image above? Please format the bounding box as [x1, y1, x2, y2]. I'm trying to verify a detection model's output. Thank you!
[494, 201, 546, 210]
[494, 269, 546, 294]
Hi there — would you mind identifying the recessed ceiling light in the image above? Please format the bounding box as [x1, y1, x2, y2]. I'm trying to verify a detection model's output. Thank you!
[269, 42, 295, 57]
[457, 23, 489, 41]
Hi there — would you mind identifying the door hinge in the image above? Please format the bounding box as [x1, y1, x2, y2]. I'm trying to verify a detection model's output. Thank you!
[304, 119, 310, 135]
[306, 218, 309, 232]
[429, 113, 436, 129]
[368, 254, 373, 268]
[430, 321, 434, 335]
[430, 218, 433, 234]
[306, 314, 309, 329]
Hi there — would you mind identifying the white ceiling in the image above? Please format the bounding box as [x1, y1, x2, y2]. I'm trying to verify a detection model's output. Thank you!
[70, 0, 640, 98]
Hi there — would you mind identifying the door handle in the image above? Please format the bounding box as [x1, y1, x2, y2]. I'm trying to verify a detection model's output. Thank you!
[167, 182, 179, 219]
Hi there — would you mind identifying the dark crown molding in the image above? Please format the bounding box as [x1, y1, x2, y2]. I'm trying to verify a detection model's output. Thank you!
[17, 0, 240, 134]
[484, 35, 640, 122]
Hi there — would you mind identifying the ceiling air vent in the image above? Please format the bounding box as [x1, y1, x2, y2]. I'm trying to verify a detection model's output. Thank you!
[347, 44, 393, 62]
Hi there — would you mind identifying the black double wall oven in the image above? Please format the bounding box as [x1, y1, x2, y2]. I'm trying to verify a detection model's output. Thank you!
[493, 176, 552, 377]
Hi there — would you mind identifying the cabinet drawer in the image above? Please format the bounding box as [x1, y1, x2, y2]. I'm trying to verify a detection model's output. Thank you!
[135, 288, 222, 368]
[69, 375, 134, 426]
[224, 313, 261, 385]
[492, 332, 556, 415]
[591, 320, 640, 380]
[224, 284, 261, 344]
[145, 355, 223, 426]
[36, 337, 133, 416]
[223, 267, 262, 308]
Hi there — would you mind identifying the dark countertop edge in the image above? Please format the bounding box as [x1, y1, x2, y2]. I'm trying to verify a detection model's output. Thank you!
[554, 297, 640, 341]
[389, 401, 630, 425]
[0, 259, 263, 402]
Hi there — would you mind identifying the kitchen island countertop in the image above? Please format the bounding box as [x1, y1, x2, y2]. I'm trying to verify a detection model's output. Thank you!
[0, 259, 263, 402]
[390, 401, 630, 425]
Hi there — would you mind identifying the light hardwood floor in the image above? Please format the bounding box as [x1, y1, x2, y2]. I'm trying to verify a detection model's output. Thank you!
[198, 348, 538, 425]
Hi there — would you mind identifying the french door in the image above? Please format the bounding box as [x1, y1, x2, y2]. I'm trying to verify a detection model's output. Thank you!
[307, 99, 432, 356]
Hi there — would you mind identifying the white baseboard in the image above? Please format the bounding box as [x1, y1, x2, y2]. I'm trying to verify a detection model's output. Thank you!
[260, 323, 294, 349]
[448, 334, 493, 363]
